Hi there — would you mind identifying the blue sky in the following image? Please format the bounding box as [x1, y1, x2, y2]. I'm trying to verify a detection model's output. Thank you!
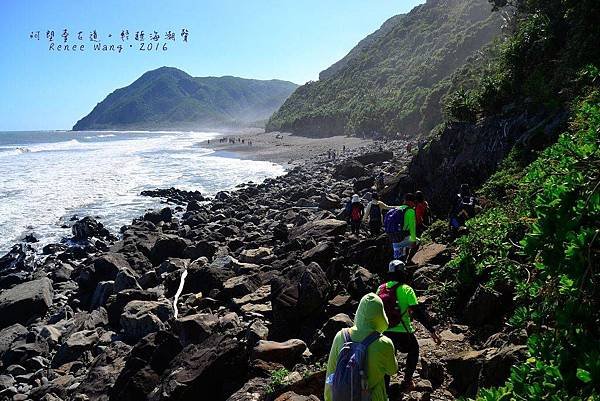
[0, 0, 424, 131]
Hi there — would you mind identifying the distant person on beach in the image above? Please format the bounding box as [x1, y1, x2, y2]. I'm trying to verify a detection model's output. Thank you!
[363, 192, 395, 236]
[377, 260, 440, 393]
[347, 194, 364, 236]
[324, 293, 397, 401]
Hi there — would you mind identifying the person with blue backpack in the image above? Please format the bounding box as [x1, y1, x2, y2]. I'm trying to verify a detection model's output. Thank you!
[377, 260, 441, 393]
[383, 193, 418, 260]
[325, 293, 398, 401]
[363, 192, 395, 236]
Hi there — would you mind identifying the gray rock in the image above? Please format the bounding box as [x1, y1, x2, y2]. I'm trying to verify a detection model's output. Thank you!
[120, 300, 172, 340]
[0, 278, 53, 329]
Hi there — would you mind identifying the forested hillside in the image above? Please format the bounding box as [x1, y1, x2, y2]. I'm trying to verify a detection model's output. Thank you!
[266, 0, 502, 137]
[73, 67, 298, 131]
[405, 0, 600, 399]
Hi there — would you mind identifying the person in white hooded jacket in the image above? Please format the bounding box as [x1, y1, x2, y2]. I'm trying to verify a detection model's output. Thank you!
[363, 192, 396, 236]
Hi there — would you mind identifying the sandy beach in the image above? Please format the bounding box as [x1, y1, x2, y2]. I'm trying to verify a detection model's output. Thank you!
[203, 131, 374, 166]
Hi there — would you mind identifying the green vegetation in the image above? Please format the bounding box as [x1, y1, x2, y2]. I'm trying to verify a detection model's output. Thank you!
[449, 92, 600, 401]
[444, 0, 600, 122]
[266, 368, 291, 394]
[73, 67, 298, 131]
[266, 0, 502, 137]
[432, 1, 600, 398]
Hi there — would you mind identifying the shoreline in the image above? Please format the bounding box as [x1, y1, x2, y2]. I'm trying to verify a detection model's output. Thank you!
[203, 131, 374, 167]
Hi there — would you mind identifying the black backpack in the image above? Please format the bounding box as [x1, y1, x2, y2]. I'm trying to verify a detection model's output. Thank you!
[369, 203, 381, 222]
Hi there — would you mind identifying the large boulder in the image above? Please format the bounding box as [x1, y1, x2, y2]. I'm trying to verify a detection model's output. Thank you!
[172, 313, 217, 347]
[120, 300, 172, 340]
[333, 160, 367, 179]
[149, 235, 189, 265]
[72, 216, 113, 240]
[289, 219, 346, 240]
[252, 339, 307, 368]
[150, 334, 248, 401]
[310, 313, 353, 357]
[0, 324, 28, 355]
[0, 277, 53, 329]
[239, 247, 273, 265]
[354, 150, 394, 165]
[78, 341, 133, 401]
[318, 194, 341, 210]
[463, 285, 506, 326]
[52, 329, 100, 367]
[111, 331, 182, 401]
[0, 244, 35, 287]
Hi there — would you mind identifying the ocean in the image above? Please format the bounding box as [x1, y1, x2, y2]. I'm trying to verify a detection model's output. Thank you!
[0, 130, 285, 254]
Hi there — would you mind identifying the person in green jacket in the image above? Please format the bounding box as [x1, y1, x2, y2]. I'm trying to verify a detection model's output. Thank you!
[390, 193, 419, 260]
[376, 260, 441, 392]
[324, 293, 398, 401]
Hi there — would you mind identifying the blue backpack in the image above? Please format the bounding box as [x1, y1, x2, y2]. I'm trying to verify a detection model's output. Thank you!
[329, 329, 381, 401]
[383, 208, 405, 234]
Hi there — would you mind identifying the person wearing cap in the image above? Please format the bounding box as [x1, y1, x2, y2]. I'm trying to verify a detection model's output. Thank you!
[376, 260, 441, 392]
[347, 194, 365, 236]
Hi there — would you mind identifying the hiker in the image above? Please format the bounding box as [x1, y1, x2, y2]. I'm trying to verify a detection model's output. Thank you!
[347, 194, 364, 236]
[327, 149, 332, 159]
[383, 193, 418, 260]
[324, 293, 398, 401]
[343, 145, 346, 153]
[363, 192, 395, 236]
[406, 142, 413, 153]
[375, 172, 385, 191]
[414, 191, 431, 234]
[377, 260, 441, 393]
[449, 184, 480, 232]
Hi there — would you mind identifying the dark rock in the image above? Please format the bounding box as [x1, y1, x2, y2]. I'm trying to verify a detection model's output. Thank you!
[172, 313, 216, 347]
[106, 289, 159, 328]
[23, 234, 39, 243]
[149, 235, 188, 265]
[72, 216, 113, 240]
[445, 349, 487, 396]
[0, 324, 28, 355]
[463, 285, 506, 326]
[480, 345, 528, 388]
[354, 150, 394, 165]
[273, 222, 289, 242]
[252, 339, 306, 368]
[333, 160, 367, 179]
[78, 341, 132, 401]
[0, 244, 35, 286]
[111, 331, 182, 401]
[289, 219, 346, 240]
[120, 300, 172, 340]
[301, 242, 335, 267]
[275, 392, 320, 401]
[52, 329, 100, 368]
[0, 277, 53, 329]
[226, 377, 269, 401]
[310, 313, 353, 357]
[150, 334, 248, 401]
[353, 176, 375, 192]
[318, 194, 341, 210]
[143, 207, 173, 224]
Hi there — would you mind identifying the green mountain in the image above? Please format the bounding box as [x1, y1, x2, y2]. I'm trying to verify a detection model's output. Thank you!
[73, 67, 298, 131]
[266, 0, 502, 137]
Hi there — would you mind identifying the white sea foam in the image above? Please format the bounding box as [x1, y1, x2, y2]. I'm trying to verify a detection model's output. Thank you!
[0, 130, 284, 254]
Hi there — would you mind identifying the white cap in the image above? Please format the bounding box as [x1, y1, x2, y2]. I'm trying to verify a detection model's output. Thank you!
[388, 259, 405, 273]
[352, 194, 360, 203]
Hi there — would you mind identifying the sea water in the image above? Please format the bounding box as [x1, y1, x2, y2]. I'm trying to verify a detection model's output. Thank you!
[0, 130, 285, 254]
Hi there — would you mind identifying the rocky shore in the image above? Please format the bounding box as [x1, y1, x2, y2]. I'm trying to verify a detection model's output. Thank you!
[0, 139, 526, 401]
